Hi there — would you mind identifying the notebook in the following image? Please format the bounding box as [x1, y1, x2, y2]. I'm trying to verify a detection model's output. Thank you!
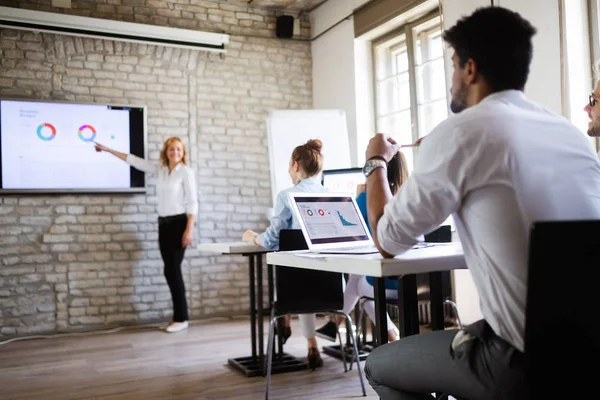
[288, 192, 380, 254]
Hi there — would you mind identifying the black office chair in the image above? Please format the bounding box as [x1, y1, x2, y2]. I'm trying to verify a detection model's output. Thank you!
[525, 220, 600, 399]
[265, 229, 366, 399]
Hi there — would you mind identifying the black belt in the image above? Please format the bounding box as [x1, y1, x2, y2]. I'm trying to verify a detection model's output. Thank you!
[158, 213, 187, 224]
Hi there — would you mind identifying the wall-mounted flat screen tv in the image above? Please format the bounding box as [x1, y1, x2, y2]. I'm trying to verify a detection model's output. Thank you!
[0, 99, 147, 193]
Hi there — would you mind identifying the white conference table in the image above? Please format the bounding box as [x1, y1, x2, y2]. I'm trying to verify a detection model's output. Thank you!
[266, 242, 467, 346]
[198, 242, 266, 255]
[198, 242, 306, 377]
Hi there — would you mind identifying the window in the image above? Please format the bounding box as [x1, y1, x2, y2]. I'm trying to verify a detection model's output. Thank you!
[372, 11, 454, 230]
[588, 0, 600, 67]
[561, 0, 599, 151]
[373, 12, 447, 171]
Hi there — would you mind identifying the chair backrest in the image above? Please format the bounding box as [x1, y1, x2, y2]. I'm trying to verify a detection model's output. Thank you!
[525, 220, 600, 398]
[274, 229, 344, 314]
[424, 224, 452, 243]
[417, 225, 452, 302]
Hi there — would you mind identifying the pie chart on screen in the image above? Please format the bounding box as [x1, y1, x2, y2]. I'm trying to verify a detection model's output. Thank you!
[78, 124, 96, 142]
[36, 123, 56, 141]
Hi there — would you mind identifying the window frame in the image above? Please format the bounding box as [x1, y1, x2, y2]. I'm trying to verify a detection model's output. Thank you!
[588, 0, 600, 150]
[588, 0, 600, 65]
[371, 9, 445, 154]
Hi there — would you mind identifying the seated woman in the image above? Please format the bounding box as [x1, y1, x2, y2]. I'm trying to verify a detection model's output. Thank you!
[316, 151, 409, 343]
[242, 139, 327, 370]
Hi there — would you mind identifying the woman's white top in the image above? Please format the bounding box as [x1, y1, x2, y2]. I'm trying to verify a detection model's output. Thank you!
[126, 154, 198, 217]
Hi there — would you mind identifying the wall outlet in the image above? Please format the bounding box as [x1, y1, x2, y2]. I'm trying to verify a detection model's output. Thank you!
[52, 0, 71, 8]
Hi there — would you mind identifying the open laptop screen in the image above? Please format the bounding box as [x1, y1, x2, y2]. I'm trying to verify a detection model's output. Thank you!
[321, 168, 364, 195]
[291, 194, 370, 245]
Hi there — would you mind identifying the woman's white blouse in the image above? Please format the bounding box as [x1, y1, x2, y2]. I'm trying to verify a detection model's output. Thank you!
[126, 154, 198, 217]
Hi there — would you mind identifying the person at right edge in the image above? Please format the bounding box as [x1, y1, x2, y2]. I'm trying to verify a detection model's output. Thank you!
[584, 59, 600, 157]
[363, 6, 600, 400]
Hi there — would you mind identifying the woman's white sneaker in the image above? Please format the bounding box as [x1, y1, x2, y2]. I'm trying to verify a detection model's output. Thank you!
[165, 321, 189, 333]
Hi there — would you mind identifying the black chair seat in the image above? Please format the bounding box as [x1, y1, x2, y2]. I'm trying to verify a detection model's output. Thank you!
[265, 229, 366, 399]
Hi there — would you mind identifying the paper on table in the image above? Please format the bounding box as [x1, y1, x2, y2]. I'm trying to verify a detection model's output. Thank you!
[294, 252, 330, 259]
[293, 252, 378, 259]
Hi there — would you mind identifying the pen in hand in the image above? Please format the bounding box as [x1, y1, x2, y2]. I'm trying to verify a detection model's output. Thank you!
[397, 136, 426, 149]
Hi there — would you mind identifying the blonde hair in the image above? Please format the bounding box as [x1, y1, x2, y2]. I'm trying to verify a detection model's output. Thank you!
[159, 136, 188, 167]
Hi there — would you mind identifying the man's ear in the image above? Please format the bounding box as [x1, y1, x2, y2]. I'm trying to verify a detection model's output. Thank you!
[464, 58, 478, 85]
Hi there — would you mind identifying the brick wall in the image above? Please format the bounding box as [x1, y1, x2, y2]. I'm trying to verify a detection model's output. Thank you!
[0, 0, 311, 37]
[0, 0, 313, 338]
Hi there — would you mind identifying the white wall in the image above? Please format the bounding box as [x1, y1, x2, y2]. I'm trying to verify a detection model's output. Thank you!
[441, 0, 491, 25]
[498, 0, 563, 114]
[310, 0, 371, 39]
[443, 0, 563, 114]
[310, 0, 372, 167]
[441, 0, 492, 98]
[312, 19, 360, 167]
[354, 38, 376, 166]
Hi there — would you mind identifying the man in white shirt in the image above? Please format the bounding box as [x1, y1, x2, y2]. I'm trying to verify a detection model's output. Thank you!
[363, 6, 600, 400]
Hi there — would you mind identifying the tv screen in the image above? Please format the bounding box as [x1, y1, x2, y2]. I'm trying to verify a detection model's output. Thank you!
[0, 99, 146, 193]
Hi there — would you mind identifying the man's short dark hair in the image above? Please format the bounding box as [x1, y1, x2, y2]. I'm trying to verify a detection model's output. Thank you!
[443, 6, 537, 92]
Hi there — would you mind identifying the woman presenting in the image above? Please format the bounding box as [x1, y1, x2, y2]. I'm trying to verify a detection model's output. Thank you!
[95, 137, 198, 333]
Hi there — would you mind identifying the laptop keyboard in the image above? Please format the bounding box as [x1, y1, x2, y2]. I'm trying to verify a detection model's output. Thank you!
[316, 242, 437, 255]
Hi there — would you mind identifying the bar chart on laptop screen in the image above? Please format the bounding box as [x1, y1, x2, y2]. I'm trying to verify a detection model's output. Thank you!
[296, 199, 368, 243]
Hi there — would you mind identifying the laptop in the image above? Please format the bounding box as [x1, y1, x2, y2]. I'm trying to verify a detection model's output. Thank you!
[288, 192, 380, 254]
[321, 168, 364, 195]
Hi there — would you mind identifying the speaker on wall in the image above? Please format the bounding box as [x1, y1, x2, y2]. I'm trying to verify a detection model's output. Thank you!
[276, 15, 294, 39]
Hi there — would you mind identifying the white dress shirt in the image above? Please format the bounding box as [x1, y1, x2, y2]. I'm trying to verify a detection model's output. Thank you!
[377, 90, 600, 352]
[126, 154, 198, 217]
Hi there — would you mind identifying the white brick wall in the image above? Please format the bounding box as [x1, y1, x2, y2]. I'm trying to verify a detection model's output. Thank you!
[0, 1, 313, 338]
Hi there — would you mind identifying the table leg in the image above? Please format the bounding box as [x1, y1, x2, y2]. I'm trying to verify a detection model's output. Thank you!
[267, 263, 274, 306]
[268, 264, 284, 360]
[397, 275, 419, 337]
[354, 302, 362, 348]
[256, 254, 264, 375]
[228, 253, 306, 377]
[249, 255, 257, 359]
[429, 272, 444, 331]
[373, 277, 388, 347]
